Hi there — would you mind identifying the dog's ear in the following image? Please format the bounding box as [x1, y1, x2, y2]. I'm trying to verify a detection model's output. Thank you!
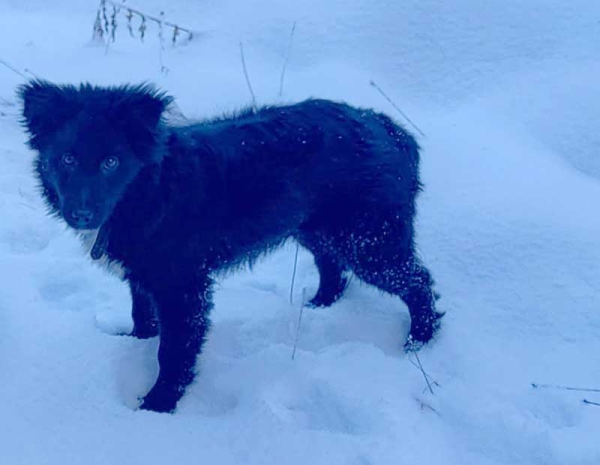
[109, 85, 173, 156]
[18, 80, 78, 148]
[113, 84, 173, 132]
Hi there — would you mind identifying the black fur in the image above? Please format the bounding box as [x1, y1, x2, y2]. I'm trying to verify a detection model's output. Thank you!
[18, 80, 442, 413]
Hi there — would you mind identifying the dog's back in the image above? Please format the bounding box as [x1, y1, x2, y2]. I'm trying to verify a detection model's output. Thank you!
[160, 99, 421, 251]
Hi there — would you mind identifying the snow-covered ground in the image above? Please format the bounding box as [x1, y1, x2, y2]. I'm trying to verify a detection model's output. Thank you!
[1, 1, 599, 464]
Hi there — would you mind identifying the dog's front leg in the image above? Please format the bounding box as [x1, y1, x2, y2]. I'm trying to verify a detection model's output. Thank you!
[139, 274, 213, 413]
[129, 280, 159, 339]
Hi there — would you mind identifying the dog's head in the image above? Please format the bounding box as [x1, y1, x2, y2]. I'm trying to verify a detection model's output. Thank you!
[18, 80, 172, 230]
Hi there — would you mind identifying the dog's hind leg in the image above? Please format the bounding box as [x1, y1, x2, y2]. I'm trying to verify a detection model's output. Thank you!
[390, 259, 442, 350]
[297, 232, 348, 308]
[357, 256, 441, 350]
[348, 219, 443, 350]
[139, 274, 213, 413]
[129, 280, 159, 339]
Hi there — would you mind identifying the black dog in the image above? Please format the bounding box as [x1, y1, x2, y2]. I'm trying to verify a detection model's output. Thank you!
[18, 80, 442, 413]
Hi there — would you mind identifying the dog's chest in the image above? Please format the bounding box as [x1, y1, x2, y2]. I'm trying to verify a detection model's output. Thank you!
[77, 230, 127, 280]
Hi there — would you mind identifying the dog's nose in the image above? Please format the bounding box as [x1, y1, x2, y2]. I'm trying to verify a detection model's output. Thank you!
[71, 209, 94, 225]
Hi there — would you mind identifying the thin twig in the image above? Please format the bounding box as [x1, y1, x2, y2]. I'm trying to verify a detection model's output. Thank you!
[103, 0, 195, 35]
[289, 242, 299, 304]
[369, 80, 426, 138]
[104, 35, 111, 55]
[414, 397, 441, 417]
[291, 288, 307, 360]
[413, 351, 434, 395]
[583, 399, 600, 407]
[239, 42, 257, 111]
[407, 357, 421, 371]
[422, 382, 441, 394]
[407, 357, 441, 392]
[0, 58, 28, 79]
[18, 203, 37, 211]
[24, 68, 40, 79]
[157, 11, 169, 74]
[17, 189, 37, 211]
[531, 383, 600, 393]
[278, 21, 297, 98]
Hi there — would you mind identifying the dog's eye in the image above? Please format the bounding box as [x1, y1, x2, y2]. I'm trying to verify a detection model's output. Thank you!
[61, 154, 76, 166]
[102, 156, 120, 171]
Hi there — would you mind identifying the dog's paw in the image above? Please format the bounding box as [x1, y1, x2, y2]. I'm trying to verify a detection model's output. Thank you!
[305, 297, 330, 309]
[403, 334, 426, 353]
[404, 311, 444, 353]
[138, 387, 179, 414]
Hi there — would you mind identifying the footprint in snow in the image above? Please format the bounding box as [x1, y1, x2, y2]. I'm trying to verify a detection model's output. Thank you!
[38, 274, 85, 305]
[265, 378, 371, 435]
[246, 280, 280, 295]
[3, 227, 50, 255]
